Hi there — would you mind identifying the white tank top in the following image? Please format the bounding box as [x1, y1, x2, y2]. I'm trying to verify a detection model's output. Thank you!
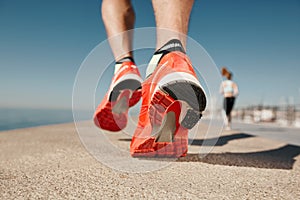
[223, 80, 234, 93]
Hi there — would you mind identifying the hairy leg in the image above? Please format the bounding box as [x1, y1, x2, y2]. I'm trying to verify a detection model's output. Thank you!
[152, 0, 194, 49]
[102, 0, 135, 61]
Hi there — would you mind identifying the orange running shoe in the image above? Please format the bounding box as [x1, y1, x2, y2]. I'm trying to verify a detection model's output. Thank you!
[94, 58, 143, 131]
[130, 42, 206, 157]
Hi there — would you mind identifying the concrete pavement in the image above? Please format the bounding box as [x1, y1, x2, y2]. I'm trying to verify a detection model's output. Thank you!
[0, 121, 299, 199]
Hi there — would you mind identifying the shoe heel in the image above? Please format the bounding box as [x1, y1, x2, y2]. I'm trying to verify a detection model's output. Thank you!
[180, 108, 202, 129]
[161, 80, 205, 129]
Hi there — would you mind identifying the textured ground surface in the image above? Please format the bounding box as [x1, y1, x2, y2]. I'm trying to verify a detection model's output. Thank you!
[1, 121, 300, 199]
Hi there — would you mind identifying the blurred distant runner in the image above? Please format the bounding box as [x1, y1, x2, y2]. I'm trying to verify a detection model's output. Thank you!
[220, 67, 239, 130]
[94, 0, 207, 157]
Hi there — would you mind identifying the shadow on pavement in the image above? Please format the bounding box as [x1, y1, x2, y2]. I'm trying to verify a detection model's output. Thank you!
[119, 133, 300, 169]
[179, 144, 300, 170]
[189, 133, 254, 146]
[118, 138, 133, 142]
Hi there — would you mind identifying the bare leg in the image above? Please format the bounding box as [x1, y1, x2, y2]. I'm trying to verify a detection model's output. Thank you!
[227, 114, 232, 130]
[102, 0, 135, 61]
[152, 0, 194, 49]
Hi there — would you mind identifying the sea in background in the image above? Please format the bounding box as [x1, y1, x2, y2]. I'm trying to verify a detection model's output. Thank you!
[0, 108, 91, 132]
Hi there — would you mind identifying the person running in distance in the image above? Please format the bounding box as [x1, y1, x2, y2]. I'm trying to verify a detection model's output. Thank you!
[94, 0, 207, 157]
[220, 67, 239, 130]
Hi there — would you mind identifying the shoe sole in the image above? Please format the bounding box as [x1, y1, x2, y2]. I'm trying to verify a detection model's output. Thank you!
[150, 81, 206, 157]
[132, 80, 206, 157]
[94, 79, 142, 132]
[161, 80, 206, 128]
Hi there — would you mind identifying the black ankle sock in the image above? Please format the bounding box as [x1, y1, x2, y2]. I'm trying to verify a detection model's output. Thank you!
[116, 56, 135, 64]
[146, 39, 185, 77]
[155, 39, 186, 56]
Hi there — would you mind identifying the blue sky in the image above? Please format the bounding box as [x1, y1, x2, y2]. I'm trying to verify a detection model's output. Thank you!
[0, 0, 299, 109]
